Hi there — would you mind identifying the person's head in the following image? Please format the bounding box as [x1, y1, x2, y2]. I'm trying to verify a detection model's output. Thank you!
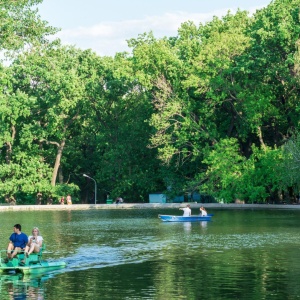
[187, 205, 190, 208]
[32, 227, 40, 235]
[14, 224, 22, 232]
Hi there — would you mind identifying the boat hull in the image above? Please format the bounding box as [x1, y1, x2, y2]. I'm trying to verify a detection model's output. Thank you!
[0, 261, 67, 275]
[158, 214, 212, 222]
[0, 249, 66, 275]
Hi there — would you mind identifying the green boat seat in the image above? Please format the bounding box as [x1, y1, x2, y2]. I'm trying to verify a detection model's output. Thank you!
[28, 243, 46, 264]
[15, 243, 46, 265]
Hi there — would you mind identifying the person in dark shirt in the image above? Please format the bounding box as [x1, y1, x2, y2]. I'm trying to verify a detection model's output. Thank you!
[7, 224, 28, 259]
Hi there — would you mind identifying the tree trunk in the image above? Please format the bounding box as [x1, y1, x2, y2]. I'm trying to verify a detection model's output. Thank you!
[5, 125, 16, 164]
[51, 139, 66, 186]
[257, 126, 266, 150]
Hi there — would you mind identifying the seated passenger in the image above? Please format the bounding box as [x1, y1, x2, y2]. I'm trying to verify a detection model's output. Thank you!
[200, 206, 208, 216]
[24, 227, 43, 257]
[7, 224, 28, 259]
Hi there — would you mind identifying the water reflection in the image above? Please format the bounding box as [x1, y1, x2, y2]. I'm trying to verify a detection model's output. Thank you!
[0, 272, 49, 299]
[183, 222, 191, 232]
[200, 221, 208, 229]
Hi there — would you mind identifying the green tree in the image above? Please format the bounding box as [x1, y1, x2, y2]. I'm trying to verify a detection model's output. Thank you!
[282, 132, 300, 196]
[0, 0, 56, 52]
[11, 45, 86, 187]
[76, 51, 165, 202]
[0, 0, 59, 203]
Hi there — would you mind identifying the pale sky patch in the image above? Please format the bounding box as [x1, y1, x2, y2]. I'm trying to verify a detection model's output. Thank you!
[54, 9, 232, 56]
[38, 0, 270, 56]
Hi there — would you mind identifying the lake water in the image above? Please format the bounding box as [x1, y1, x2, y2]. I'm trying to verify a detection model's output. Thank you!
[0, 208, 300, 299]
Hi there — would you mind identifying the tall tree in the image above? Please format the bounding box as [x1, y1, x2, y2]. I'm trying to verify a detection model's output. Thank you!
[77, 51, 165, 201]
[0, 0, 57, 202]
[10, 45, 86, 187]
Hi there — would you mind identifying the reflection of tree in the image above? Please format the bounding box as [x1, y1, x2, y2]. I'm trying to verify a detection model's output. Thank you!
[149, 247, 296, 299]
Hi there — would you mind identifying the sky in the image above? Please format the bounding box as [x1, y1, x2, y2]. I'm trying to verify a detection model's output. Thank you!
[37, 0, 271, 57]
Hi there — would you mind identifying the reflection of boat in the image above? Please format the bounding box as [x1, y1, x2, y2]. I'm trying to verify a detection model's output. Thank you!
[158, 214, 213, 222]
[0, 272, 52, 284]
[183, 222, 192, 232]
[0, 245, 66, 275]
[0, 271, 53, 299]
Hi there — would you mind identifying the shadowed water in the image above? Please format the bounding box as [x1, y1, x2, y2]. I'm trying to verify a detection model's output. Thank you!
[0, 208, 300, 299]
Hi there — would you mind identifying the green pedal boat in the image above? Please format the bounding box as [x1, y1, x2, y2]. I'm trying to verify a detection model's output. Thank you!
[0, 244, 66, 275]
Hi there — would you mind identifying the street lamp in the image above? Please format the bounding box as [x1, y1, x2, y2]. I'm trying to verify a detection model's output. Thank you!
[83, 174, 97, 205]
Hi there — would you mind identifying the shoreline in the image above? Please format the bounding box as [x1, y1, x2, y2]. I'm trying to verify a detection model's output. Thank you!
[0, 203, 300, 211]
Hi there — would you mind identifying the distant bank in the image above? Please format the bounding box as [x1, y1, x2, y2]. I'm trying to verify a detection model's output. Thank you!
[0, 203, 300, 211]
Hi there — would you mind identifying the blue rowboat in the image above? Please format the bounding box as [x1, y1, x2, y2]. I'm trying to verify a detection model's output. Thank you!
[158, 214, 213, 222]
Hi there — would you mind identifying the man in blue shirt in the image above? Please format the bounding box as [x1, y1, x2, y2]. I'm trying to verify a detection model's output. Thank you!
[7, 224, 28, 259]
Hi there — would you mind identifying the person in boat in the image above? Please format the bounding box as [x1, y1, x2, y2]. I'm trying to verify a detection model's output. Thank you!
[179, 204, 191, 217]
[200, 206, 207, 216]
[60, 196, 65, 204]
[24, 227, 43, 257]
[6, 224, 28, 259]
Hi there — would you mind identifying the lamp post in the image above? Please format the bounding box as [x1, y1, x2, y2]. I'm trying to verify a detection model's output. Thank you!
[83, 174, 97, 205]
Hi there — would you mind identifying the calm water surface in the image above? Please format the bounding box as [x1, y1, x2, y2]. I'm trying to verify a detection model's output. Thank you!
[0, 208, 300, 299]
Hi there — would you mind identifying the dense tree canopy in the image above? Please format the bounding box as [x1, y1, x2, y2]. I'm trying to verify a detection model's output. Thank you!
[0, 0, 299, 204]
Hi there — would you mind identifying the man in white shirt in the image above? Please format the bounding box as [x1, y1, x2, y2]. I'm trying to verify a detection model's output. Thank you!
[179, 204, 191, 217]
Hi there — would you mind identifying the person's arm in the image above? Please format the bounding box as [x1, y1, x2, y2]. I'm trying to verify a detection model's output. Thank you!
[28, 236, 37, 246]
[28, 236, 33, 245]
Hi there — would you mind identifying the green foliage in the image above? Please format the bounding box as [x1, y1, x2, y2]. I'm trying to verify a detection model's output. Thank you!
[281, 132, 300, 193]
[51, 183, 80, 204]
[237, 146, 283, 203]
[0, 0, 57, 52]
[0, 156, 53, 203]
[1, 0, 300, 204]
[199, 139, 283, 203]
[199, 138, 245, 202]
[77, 52, 164, 201]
